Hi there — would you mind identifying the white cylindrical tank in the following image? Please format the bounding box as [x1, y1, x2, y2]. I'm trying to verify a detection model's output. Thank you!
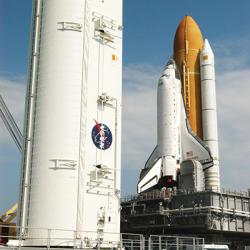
[157, 61, 181, 179]
[19, 0, 123, 246]
[19, 0, 86, 244]
[200, 39, 220, 191]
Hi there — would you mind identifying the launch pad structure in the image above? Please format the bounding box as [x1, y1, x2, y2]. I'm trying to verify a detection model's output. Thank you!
[121, 189, 250, 248]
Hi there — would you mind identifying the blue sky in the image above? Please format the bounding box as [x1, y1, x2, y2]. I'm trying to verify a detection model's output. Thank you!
[1, 0, 250, 213]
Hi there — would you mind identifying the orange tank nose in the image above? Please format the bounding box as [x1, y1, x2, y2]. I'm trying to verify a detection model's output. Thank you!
[173, 16, 203, 139]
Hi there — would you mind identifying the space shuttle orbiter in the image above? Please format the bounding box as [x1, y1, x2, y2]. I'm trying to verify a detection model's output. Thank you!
[137, 60, 213, 193]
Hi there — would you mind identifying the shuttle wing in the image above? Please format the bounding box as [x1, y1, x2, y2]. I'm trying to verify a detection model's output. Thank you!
[137, 146, 162, 193]
[144, 146, 160, 170]
[180, 98, 213, 170]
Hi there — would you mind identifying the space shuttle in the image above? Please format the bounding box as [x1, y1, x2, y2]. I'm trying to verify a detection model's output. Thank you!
[138, 60, 213, 193]
[138, 16, 220, 193]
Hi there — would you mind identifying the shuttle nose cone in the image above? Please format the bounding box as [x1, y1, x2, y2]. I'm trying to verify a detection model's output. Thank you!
[202, 39, 213, 55]
[173, 15, 203, 56]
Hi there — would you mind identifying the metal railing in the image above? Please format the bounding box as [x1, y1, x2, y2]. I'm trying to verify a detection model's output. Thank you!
[121, 233, 144, 250]
[149, 235, 204, 250]
[0, 225, 121, 249]
[122, 190, 173, 203]
[122, 188, 250, 204]
[0, 225, 204, 250]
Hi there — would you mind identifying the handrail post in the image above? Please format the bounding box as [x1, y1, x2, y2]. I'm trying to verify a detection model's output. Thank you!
[73, 230, 77, 250]
[47, 229, 51, 250]
[141, 235, 145, 250]
[120, 233, 123, 250]
[18, 226, 22, 250]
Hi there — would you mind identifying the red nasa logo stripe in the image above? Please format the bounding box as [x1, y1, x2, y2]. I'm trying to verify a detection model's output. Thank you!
[91, 119, 112, 150]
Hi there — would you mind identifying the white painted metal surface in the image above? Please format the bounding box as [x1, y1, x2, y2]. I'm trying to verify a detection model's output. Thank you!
[203, 244, 229, 250]
[137, 158, 162, 193]
[200, 39, 220, 191]
[138, 62, 181, 193]
[19, 0, 122, 246]
[180, 159, 205, 192]
[179, 95, 213, 169]
[157, 62, 181, 179]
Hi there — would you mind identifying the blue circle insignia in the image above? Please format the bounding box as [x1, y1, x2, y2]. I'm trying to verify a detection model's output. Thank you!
[92, 120, 112, 150]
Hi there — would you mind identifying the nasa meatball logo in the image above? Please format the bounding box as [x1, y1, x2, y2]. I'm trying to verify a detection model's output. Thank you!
[92, 119, 112, 150]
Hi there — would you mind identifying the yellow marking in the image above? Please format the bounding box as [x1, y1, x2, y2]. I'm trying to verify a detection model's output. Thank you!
[174, 48, 201, 53]
[185, 40, 189, 55]
[188, 72, 200, 75]
[182, 64, 186, 99]
[186, 67, 191, 114]
[182, 64, 191, 119]
[112, 54, 117, 61]
[203, 55, 208, 60]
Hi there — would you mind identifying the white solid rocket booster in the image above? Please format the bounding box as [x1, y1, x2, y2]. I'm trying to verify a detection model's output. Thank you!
[200, 39, 220, 191]
[157, 60, 181, 180]
[19, 0, 122, 246]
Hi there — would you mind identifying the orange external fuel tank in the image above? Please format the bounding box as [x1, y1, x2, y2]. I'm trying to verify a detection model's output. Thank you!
[173, 16, 203, 139]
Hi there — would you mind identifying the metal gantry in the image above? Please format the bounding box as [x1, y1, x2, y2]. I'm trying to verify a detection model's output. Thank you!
[0, 95, 23, 152]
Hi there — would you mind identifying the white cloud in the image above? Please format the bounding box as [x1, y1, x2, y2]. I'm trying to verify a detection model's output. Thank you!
[213, 36, 250, 72]
[122, 64, 160, 170]
[217, 69, 250, 190]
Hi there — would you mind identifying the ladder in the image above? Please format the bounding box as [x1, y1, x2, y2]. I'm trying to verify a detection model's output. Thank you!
[182, 64, 191, 119]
